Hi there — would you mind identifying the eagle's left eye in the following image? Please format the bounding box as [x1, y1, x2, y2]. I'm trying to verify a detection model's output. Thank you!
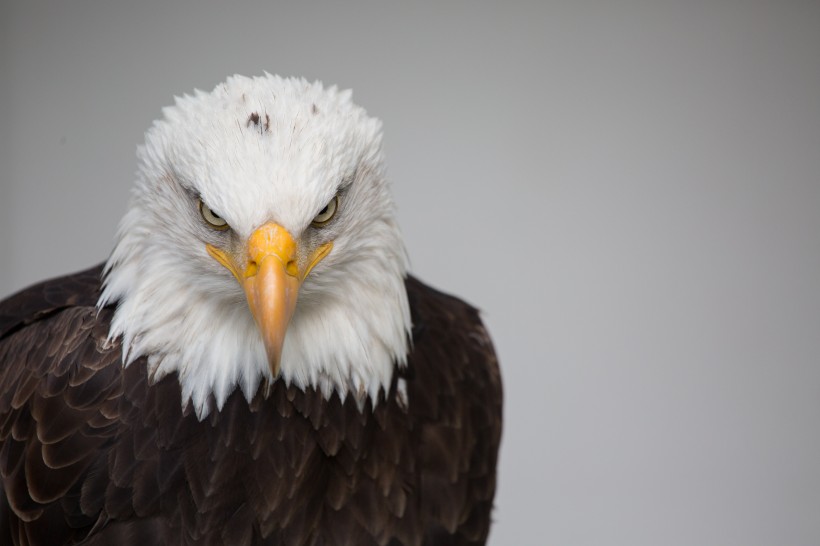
[311, 196, 338, 227]
[199, 200, 230, 231]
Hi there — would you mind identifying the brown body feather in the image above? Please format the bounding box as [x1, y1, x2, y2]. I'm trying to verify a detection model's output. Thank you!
[0, 265, 502, 546]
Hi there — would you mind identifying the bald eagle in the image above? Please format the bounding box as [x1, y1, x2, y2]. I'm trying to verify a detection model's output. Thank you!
[0, 75, 502, 546]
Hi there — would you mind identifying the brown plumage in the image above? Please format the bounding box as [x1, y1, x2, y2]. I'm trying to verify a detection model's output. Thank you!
[0, 265, 502, 545]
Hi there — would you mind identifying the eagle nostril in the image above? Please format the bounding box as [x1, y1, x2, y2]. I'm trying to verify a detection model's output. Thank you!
[245, 260, 259, 278]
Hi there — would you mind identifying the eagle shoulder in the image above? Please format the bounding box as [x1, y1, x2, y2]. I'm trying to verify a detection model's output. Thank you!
[0, 265, 131, 544]
[0, 264, 105, 339]
[403, 275, 503, 544]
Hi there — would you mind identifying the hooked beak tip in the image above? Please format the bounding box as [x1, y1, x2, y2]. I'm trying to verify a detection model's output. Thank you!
[244, 254, 300, 380]
[267, 352, 282, 378]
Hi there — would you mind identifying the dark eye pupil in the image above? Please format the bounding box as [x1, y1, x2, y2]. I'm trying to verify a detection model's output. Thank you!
[212, 211, 221, 219]
[319, 206, 328, 215]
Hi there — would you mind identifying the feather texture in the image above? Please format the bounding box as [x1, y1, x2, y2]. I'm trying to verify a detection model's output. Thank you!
[98, 75, 412, 418]
[0, 266, 502, 545]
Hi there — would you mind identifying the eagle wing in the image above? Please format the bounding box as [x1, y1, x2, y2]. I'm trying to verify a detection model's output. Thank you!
[402, 276, 503, 545]
[0, 265, 126, 544]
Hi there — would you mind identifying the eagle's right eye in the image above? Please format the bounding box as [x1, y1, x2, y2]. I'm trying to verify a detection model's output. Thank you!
[311, 196, 339, 227]
[199, 200, 230, 231]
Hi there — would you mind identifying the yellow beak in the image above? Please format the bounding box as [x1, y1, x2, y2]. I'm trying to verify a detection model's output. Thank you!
[206, 223, 332, 377]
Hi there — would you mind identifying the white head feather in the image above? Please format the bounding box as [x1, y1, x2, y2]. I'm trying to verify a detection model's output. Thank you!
[99, 74, 411, 419]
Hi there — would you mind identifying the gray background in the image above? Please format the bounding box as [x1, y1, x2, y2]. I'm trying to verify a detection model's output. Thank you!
[2, 1, 820, 545]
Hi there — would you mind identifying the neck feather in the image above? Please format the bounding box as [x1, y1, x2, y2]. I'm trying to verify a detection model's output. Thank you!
[99, 221, 411, 419]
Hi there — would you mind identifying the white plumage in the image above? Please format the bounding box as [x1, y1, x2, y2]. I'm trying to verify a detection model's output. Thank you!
[99, 74, 411, 418]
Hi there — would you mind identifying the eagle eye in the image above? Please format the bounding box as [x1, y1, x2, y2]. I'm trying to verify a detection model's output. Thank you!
[199, 200, 230, 231]
[311, 196, 338, 227]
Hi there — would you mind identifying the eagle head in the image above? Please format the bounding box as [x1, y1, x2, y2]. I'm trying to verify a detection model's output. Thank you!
[99, 74, 411, 418]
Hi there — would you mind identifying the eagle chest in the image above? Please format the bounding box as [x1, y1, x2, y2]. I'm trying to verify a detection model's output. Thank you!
[106, 363, 421, 544]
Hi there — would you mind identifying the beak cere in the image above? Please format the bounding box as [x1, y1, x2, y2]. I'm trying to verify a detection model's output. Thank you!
[242, 224, 301, 377]
[205, 222, 333, 377]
